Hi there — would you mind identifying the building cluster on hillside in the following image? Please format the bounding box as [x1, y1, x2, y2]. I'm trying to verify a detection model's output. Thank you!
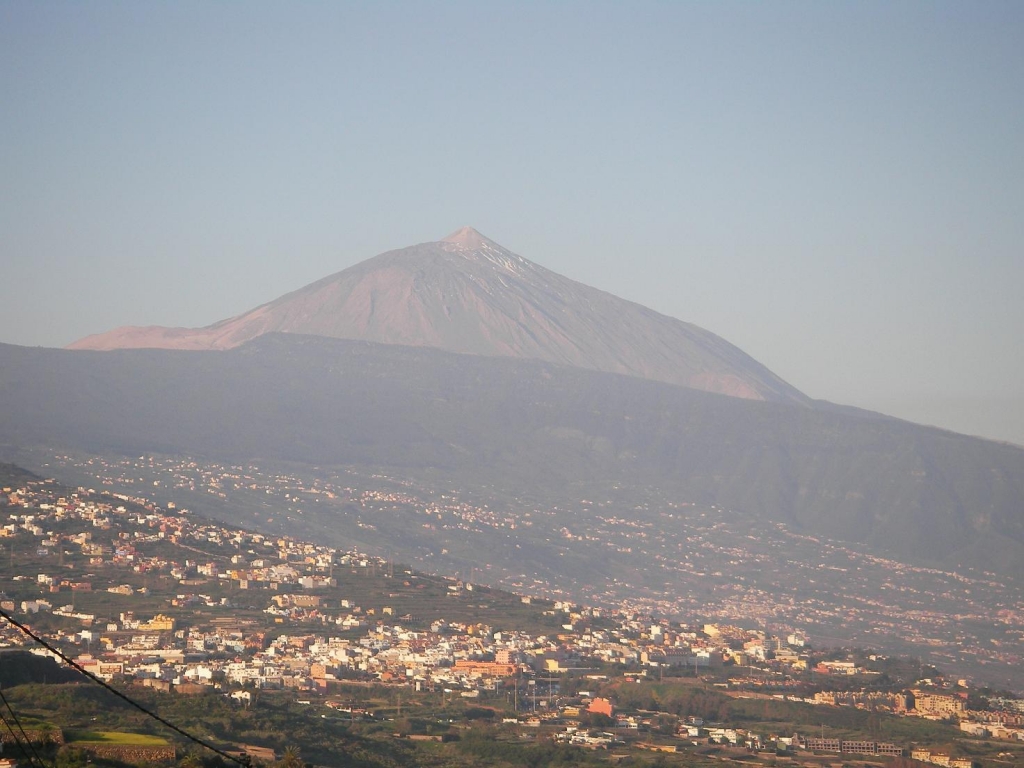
[799, 685, 1024, 745]
[910, 748, 978, 768]
[2, 480, 834, 695]
[0, 475, 1020, 763]
[32, 449, 1024, 691]
[800, 736, 905, 757]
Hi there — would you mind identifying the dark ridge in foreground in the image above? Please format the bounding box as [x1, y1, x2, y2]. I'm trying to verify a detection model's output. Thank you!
[2, 334, 1023, 578]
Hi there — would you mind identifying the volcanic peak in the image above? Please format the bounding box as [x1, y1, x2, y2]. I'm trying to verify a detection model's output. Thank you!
[65, 227, 809, 405]
[439, 226, 530, 275]
[441, 226, 493, 249]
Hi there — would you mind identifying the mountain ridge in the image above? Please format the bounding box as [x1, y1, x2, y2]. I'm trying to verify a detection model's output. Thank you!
[4, 332, 1024, 579]
[68, 228, 808, 405]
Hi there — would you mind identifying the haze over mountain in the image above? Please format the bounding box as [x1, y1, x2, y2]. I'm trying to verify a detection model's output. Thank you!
[69, 228, 808, 405]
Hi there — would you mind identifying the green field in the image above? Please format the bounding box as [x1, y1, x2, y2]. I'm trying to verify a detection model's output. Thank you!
[66, 731, 170, 746]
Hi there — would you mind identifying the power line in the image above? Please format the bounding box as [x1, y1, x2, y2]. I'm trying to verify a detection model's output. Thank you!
[0, 685, 51, 768]
[0, 709, 36, 768]
[0, 608, 250, 767]
[0, 707, 30, 762]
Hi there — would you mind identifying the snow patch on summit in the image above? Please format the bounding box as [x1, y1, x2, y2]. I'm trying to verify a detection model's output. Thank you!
[441, 226, 530, 276]
[476, 248, 529, 276]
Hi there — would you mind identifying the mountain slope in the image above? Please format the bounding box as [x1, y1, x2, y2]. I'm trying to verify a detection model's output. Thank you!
[3, 335, 1024, 578]
[69, 227, 807, 404]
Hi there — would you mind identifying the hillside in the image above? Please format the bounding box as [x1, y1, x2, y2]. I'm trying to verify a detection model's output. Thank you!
[5, 474, 1014, 765]
[2, 334, 1023, 578]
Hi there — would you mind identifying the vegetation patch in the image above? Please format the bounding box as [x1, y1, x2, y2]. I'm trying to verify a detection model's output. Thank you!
[66, 731, 170, 746]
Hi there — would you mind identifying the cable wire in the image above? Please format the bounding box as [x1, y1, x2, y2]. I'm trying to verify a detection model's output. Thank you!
[0, 685, 51, 768]
[0, 608, 250, 767]
[0, 707, 30, 763]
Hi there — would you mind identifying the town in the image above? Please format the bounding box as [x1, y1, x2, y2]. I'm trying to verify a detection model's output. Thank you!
[2, 464, 1024, 768]
[14, 448, 1024, 691]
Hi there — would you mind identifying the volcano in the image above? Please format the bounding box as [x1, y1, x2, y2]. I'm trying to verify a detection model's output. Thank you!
[69, 227, 807, 404]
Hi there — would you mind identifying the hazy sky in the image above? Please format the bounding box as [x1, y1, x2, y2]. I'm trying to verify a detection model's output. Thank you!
[2, 2, 1022, 445]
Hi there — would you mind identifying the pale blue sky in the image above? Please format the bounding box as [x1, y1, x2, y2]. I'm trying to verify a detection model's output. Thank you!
[2, 2, 1022, 444]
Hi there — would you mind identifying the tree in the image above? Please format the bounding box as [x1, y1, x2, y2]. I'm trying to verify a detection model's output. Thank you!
[579, 711, 614, 728]
[38, 722, 58, 746]
[278, 746, 304, 768]
[654, 713, 678, 735]
[55, 747, 89, 768]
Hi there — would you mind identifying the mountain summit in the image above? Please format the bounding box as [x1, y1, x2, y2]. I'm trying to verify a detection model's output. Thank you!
[69, 228, 807, 404]
[441, 225, 496, 248]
